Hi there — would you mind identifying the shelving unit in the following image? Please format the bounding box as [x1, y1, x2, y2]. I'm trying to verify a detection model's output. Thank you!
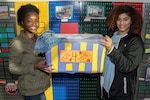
[0, 1, 150, 100]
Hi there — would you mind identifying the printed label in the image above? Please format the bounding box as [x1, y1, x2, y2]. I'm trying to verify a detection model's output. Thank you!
[60, 50, 92, 63]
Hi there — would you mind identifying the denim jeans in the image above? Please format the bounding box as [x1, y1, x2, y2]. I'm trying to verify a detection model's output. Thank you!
[23, 92, 46, 100]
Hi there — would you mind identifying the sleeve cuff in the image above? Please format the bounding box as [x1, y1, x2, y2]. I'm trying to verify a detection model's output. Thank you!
[108, 45, 114, 54]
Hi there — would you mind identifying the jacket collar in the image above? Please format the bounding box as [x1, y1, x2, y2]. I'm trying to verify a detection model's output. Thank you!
[19, 30, 38, 43]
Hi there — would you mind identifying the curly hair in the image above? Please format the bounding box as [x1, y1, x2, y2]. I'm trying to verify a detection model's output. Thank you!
[106, 5, 143, 34]
[17, 4, 39, 27]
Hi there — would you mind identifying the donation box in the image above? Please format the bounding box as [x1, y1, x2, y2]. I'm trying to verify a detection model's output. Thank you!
[45, 34, 106, 74]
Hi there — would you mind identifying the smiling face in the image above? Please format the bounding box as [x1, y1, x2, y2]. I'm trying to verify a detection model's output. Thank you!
[116, 13, 132, 35]
[22, 11, 39, 35]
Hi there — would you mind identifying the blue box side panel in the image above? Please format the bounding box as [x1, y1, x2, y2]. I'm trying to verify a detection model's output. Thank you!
[52, 74, 80, 100]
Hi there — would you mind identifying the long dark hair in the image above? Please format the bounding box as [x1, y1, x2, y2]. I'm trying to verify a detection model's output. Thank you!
[106, 5, 143, 34]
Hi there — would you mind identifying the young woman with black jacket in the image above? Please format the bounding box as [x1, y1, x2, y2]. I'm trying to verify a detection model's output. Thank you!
[100, 5, 144, 100]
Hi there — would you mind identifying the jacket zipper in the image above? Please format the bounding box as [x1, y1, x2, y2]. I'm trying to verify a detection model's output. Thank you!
[124, 77, 127, 94]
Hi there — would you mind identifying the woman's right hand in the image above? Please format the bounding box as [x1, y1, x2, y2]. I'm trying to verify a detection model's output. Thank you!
[100, 35, 113, 52]
[34, 59, 53, 73]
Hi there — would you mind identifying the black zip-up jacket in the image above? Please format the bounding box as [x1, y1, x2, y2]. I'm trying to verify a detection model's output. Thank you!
[108, 33, 144, 100]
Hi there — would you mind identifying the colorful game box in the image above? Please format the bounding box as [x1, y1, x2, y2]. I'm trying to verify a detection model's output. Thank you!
[45, 34, 106, 74]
